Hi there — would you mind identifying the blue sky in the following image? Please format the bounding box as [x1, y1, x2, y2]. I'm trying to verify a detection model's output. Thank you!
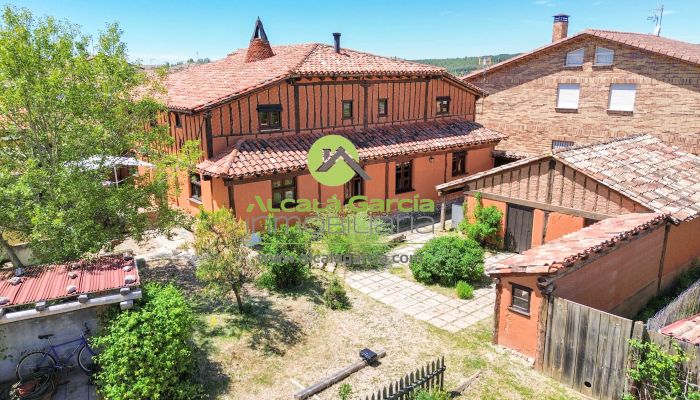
[3, 0, 699, 64]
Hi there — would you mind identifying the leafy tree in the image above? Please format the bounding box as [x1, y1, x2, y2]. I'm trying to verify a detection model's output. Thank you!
[0, 6, 194, 266]
[259, 217, 312, 289]
[93, 284, 205, 400]
[459, 192, 503, 247]
[193, 208, 260, 313]
[410, 235, 484, 286]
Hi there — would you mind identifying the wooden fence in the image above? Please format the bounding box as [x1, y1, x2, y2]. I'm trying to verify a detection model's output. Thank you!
[541, 296, 700, 400]
[363, 357, 445, 400]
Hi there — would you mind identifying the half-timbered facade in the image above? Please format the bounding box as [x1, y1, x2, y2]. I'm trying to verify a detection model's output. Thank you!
[160, 19, 505, 227]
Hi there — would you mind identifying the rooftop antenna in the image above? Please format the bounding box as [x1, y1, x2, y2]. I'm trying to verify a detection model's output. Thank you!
[647, 4, 664, 36]
[480, 55, 493, 116]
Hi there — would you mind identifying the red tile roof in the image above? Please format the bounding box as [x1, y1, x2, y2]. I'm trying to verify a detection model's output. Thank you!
[488, 213, 667, 276]
[163, 43, 484, 112]
[660, 313, 700, 345]
[438, 135, 700, 221]
[196, 118, 507, 179]
[463, 29, 700, 80]
[0, 255, 139, 309]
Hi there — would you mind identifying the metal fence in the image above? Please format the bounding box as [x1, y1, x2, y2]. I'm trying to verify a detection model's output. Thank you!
[363, 357, 446, 400]
[647, 278, 700, 331]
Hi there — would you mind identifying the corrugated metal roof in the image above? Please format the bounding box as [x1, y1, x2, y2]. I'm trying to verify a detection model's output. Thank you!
[0, 255, 139, 308]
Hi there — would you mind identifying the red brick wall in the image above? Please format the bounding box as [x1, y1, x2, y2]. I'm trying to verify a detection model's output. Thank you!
[466, 36, 700, 156]
[496, 275, 544, 359]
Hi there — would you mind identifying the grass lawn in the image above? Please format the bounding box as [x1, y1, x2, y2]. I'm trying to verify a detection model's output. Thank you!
[142, 257, 584, 400]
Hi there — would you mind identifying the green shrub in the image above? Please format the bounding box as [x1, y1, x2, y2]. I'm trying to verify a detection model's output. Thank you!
[459, 192, 503, 247]
[260, 218, 312, 289]
[93, 284, 205, 400]
[338, 383, 352, 400]
[456, 281, 474, 299]
[625, 339, 700, 400]
[410, 235, 484, 286]
[323, 278, 351, 310]
[414, 390, 451, 400]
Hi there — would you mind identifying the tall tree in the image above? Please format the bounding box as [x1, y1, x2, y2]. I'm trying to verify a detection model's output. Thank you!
[193, 209, 259, 313]
[0, 6, 194, 266]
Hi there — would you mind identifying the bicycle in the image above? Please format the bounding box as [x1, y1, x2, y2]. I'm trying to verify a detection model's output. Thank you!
[15, 322, 98, 381]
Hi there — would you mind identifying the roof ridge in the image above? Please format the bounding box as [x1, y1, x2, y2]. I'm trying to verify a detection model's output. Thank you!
[290, 43, 322, 74]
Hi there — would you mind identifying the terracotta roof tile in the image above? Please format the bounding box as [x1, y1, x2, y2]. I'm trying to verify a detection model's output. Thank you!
[488, 213, 667, 276]
[163, 43, 483, 112]
[0, 255, 139, 309]
[197, 118, 507, 179]
[660, 312, 700, 345]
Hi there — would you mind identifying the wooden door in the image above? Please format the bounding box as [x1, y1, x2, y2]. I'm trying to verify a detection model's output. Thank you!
[505, 204, 533, 253]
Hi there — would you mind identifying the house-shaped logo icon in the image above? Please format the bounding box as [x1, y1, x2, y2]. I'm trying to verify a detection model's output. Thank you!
[308, 135, 370, 186]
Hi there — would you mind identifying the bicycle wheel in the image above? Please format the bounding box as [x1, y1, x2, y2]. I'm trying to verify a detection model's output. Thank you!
[77, 344, 97, 375]
[16, 351, 56, 381]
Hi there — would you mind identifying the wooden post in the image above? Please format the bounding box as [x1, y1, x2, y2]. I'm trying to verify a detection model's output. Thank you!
[294, 349, 386, 400]
[440, 198, 447, 231]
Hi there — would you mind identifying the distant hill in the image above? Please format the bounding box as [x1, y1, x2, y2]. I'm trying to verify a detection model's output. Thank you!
[412, 53, 520, 76]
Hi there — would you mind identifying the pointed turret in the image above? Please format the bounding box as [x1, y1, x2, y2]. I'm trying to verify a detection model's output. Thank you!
[245, 17, 275, 62]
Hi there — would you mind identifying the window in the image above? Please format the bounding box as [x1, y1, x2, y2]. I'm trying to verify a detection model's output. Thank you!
[174, 113, 182, 128]
[451, 151, 467, 176]
[608, 83, 637, 112]
[556, 83, 580, 110]
[395, 161, 413, 193]
[342, 100, 353, 119]
[258, 104, 282, 130]
[551, 140, 575, 150]
[565, 48, 584, 66]
[594, 46, 614, 66]
[189, 173, 202, 202]
[271, 178, 296, 208]
[344, 174, 364, 202]
[436, 96, 450, 114]
[378, 98, 388, 117]
[510, 284, 532, 315]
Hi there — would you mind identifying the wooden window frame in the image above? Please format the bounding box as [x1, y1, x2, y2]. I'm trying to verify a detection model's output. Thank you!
[344, 174, 364, 203]
[271, 177, 297, 208]
[509, 283, 532, 316]
[436, 96, 450, 115]
[189, 173, 202, 203]
[342, 100, 353, 119]
[451, 150, 467, 177]
[395, 160, 414, 194]
[378, 98, 388, 117]
[258, 104, 283, 131]
[174, 113, 182, 128]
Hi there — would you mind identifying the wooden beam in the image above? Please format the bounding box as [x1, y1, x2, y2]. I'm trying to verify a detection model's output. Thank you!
[465, 190, 614, 221]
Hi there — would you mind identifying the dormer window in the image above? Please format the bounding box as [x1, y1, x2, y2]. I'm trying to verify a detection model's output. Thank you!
[436, 96, 450, 114]
[565, 48, 584, 66]
[594, 47, 614, 66]
[258, 104, 282, 130]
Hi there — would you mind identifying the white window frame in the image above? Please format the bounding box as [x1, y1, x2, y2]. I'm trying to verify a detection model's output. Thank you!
[565, 48, 584, 67]
[608, 83, 637, 112]
[556, 83, 581, 110]
[594, 46, 615, 66]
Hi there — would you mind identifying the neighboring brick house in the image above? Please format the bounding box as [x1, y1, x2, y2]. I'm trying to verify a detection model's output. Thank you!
[463, 14, 700, 161]
[159, 19, 505, 227]
[437, 134, 700, 291]
[488, 212, 667, 360]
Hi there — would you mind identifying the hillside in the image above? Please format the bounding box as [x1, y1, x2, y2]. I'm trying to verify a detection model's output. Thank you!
[412, 53, 519, 76]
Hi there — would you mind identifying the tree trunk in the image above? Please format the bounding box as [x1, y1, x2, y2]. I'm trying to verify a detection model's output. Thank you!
[0, 232, 24, 268]
[232, 286, 244, 314]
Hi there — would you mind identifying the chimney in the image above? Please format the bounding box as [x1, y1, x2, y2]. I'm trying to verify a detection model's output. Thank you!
[246, 17, 275, 63]
[552, 14, 569, 42]
[333, 33, 341, 53]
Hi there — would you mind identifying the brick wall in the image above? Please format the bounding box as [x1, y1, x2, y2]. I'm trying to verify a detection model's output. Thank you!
[466, 36, 700, 156]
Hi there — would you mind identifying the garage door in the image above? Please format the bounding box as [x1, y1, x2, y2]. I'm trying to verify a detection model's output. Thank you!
[505, 204, 534, 253]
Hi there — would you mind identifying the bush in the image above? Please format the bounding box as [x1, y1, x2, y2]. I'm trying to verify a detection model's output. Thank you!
[410, 235, 484, 286]
[323, 278, 351, 310]
[459, 192, 503, 248]
[414, 390, 451, 400]
[456, 281, 474, 299]
[93, 284, 205, 400]
[260, 218, 312, 289]
[338, 383, 352, 400]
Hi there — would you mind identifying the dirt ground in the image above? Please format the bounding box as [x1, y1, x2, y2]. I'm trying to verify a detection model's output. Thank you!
[141, 257, 585, 400]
